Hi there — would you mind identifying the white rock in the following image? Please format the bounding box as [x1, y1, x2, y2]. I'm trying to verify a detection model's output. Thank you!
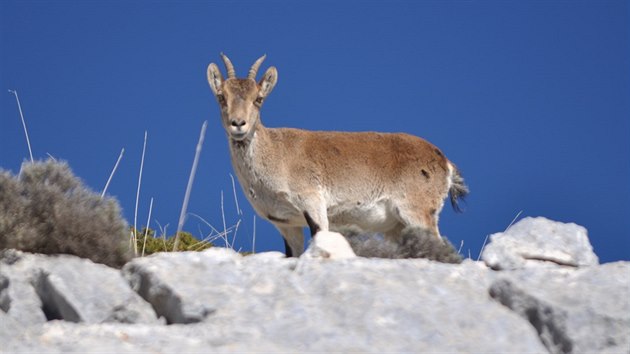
[121, 251, 546, 352]
[302, 230, 357, 260]
[0, 250, 159, 325]
[490, 262, 630, 354]
[482, 217, 599, 270]
[3, 218, 627, 354]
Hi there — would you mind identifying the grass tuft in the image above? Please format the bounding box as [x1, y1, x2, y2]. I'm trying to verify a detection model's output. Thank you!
[133, 227, 212, 256]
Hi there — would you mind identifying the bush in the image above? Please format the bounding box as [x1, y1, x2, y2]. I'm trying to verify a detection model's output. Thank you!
[344, 226, 462, 263]
[0, 160, 132, 267]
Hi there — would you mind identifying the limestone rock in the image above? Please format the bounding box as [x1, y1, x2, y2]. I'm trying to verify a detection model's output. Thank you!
[1, 250, 51, 326]
[482, 217, 599, 270]
[2, 218, 627, 353]
[123, 249, 546, 352]
[0, 250, 159, 325]
[302, 230, 357, 259]
[490, 262, 630, 354]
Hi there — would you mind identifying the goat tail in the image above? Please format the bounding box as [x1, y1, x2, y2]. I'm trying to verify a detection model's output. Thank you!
[448, 162, 469, 213]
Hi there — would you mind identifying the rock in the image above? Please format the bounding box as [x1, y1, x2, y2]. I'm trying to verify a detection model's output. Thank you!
[0, 273, 10, 311]
[481, 217, 599, 270]
[0, 307, 23, 346]
[2, 218, 628, 353]
[123, 249, 546, 352]
[1, 251, 49, 326]
[288, 259, 545, 353]
[122, 248, 245, 324]
[1, 321, 292, 353]
[490, 262, 630, 354]
[0, 250, 159, 325]
[301, 230, 357, 259]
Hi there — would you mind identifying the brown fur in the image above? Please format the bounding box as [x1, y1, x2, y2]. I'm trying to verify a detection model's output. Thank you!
[207, 55, 468, 257]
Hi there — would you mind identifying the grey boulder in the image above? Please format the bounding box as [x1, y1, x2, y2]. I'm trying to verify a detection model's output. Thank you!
[0, 249, 159, 325]
[482, 217, 599, 270]
[490, 262, 630, 354]
[122, 248, 546, 352]
[2, 217, 628, 353]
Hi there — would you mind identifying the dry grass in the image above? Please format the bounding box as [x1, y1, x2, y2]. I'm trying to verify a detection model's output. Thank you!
[173, 121, 207, 251]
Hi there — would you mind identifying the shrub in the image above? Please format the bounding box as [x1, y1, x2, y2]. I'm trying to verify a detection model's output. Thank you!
[0, 160, 132, 267]
[344, 226, 462, 263]
[396, 227, 462, 263]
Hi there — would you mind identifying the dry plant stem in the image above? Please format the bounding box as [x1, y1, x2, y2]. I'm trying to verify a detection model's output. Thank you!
[173, 121, 208, 251]
[229, 173, 242, 215]
[191, 231, 216, 251]
[186, 172, 246, 251]
[101, 148, 125, 198]
[155, 220, 169, 251]
[188, 212, 229, 245]
[231, 219, 241, 249]
[476, 210, 524, 261]
[476, 235, 489, 261]
[252, 215, 256, 253]
[189, 212, 222, 238]
[141, 197, 154, 257]
[8, 90, 34, 163]
[129, 230, 135, 252]
[505, 210, 524, 231]
[133, 131, 148, 256]
[220, 190, 228, 248]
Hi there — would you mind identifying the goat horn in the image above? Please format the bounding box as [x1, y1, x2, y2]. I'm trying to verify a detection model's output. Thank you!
[220, 53, 236, 79]
[248, 54, 266, 80]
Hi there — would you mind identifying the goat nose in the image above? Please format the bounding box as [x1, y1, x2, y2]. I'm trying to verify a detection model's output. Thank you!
[231, 119, 246, 128]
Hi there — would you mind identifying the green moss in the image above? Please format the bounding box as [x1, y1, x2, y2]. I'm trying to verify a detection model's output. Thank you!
[133, 227, 212, 255]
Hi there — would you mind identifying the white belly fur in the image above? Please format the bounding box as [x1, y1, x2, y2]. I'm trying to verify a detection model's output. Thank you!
[327, 198, 399, 233]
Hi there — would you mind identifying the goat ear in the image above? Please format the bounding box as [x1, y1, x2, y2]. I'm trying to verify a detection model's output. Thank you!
[258, 66, 278, 99]
[207, 63, 224, 96]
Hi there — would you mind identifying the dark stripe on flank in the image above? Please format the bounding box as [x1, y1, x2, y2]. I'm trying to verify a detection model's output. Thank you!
[267, 214, 289, 223]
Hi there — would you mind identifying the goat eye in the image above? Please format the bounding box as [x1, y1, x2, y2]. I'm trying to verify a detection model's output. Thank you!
[254, 97, 263, 106]
[217, 95, 226, 105]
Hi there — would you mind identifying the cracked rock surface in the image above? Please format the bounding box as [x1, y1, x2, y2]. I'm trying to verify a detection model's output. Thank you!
[0, 250, 160, 326]
[490, 262, 630, 354]
[1, 217, 628, 353]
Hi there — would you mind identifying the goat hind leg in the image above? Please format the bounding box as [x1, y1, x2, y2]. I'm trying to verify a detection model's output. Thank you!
[395, 206, 442, 240]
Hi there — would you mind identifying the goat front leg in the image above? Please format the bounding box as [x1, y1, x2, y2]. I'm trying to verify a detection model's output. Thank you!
[303, 211, 321, 237]
[301, 199, 329, 238]
[276, 225, 304, 257]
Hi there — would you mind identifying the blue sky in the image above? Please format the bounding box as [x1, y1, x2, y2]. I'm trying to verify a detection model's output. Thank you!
[1, 1, 628, 262]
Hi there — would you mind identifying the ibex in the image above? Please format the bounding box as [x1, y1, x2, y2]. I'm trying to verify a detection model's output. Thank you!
[207, 54, 468, 257]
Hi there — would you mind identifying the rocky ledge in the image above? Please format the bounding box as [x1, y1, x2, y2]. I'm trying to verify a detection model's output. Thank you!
[1, 217, 628, 353]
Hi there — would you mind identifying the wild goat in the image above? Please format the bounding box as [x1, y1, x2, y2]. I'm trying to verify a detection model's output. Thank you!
[207, 54, 468, 257]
